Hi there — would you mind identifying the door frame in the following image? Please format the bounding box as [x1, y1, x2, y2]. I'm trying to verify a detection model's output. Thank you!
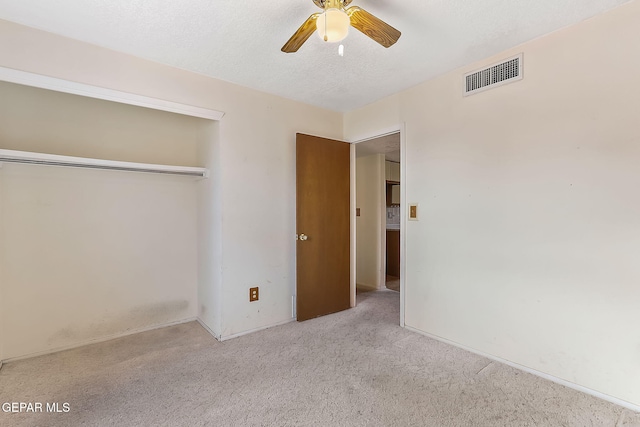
[349, 124, 406, 327]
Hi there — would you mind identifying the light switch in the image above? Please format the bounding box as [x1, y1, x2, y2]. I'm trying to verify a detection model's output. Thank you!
[409, 203, 418, 220]
[356, 208, 361, 217]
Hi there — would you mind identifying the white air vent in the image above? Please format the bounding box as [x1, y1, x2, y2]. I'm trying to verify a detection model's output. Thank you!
[464, 54, 523, 96]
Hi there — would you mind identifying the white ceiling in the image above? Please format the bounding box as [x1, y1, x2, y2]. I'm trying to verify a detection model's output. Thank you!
[0, 0, 631, 112]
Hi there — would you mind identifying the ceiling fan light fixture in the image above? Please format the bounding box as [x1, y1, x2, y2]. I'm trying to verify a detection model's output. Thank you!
[280, 0, 401, 53]
[316, 8, 350, 43]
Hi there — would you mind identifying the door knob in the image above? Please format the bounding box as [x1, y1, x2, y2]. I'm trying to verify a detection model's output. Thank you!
[299, 233, 308, 241]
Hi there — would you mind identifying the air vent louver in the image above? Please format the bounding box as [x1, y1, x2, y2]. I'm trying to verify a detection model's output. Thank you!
[464, 54, 523, 96]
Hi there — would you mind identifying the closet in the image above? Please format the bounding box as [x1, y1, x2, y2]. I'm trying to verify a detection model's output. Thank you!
[0, 80, 212, 360]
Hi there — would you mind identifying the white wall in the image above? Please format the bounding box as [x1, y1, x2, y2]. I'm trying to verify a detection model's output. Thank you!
[0, 19, 343, 342]
[0, 167, 4, 364]
[355, 154, 385, 290]
[210, 90, 342, 340]
[344, 0, 640, 408]
[197, 121, 222, 337]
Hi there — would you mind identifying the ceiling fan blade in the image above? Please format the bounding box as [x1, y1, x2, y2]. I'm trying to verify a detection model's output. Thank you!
[281, 13, 321, 53]
[346, 6, 401, 48]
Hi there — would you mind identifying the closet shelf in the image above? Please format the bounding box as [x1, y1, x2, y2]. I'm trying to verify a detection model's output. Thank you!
[0, 149, 209, 178]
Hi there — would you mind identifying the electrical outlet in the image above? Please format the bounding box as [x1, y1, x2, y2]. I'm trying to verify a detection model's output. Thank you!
[249, 287, 259, 302]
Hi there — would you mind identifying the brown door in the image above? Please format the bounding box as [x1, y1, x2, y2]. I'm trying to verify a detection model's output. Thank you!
[296, 133, 350, 321]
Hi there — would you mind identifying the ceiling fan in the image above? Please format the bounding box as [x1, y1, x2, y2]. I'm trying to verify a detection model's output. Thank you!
[281, 0, 401, 53]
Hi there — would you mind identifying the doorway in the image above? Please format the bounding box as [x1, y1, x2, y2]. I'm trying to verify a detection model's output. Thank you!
[353, 131, 403, 320]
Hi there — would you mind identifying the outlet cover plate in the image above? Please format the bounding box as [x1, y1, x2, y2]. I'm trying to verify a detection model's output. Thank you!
[409, 203, 419, 221]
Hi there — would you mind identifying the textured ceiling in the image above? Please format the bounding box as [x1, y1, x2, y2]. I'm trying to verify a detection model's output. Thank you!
[0, 0, 631, 112]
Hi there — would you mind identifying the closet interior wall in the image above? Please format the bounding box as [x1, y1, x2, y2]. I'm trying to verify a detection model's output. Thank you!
[0, 81, 211, 361]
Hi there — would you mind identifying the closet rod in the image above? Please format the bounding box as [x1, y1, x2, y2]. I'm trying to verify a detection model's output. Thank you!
[0, 150, 208, 178]
[0, 157, 206, 177]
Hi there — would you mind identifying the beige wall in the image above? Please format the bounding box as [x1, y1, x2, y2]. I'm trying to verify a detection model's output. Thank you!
[355, 154, 385, 290]
[0, 18, 343, 346]
[0, 165, 4, 363]
[345, 0, 640, 408]
[0, 82, 207, 359]
[1, 164, 199, 359]
[0, 81, 202, 166]
[345, 95, 401, 143]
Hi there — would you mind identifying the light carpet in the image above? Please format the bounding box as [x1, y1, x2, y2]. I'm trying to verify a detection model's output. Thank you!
[1, 290, 638, 426]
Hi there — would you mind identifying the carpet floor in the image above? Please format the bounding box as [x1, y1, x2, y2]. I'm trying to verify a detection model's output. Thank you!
[1, 290, 638, 426]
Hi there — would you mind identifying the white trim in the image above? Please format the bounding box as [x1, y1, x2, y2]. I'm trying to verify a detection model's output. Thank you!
[346, 127, 401, 144]
[0, 66, 225, 121]
[398, 123, 406, 328]
[405, 325, 640, 413]
[378, 156, 386, 291]
[0, 149, 209, 178]
[292, 295, 296, 319]
[219, 318, 295, 342]
[350, 143, 357, 307]
[2, 317, 198, 364]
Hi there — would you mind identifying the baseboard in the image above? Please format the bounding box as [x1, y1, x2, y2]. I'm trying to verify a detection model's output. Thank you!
[196, 317, 221, 341]
[3, 317, 198, 364]
[356, 283, 379, 291]
[404, 325, 640, 413]
[219, 318, 295, 342]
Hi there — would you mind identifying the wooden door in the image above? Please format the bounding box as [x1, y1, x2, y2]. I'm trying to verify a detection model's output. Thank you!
[386, 230, 400, 277]
[296, 133, 350, 321]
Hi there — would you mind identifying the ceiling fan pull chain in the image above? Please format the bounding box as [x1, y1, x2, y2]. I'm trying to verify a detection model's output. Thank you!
[324, 4, 328, 41]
